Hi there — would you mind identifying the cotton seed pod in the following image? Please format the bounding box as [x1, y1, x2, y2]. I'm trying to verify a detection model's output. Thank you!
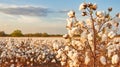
[116, 13, 120, 18]
[79, 2, 87, 10]
[87, 2, 93, 8]
[92, 3, 97, 10]
[108, 7, 112, 12]
[82, 11, 87, 16]
[114, 22, 119, 27]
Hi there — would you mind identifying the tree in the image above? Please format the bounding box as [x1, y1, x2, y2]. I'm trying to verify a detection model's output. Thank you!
[0, 31, 6, 36]
[63, 2, 120, 67]
[10, 30, 23, 37]
[41, 32, 49, 37]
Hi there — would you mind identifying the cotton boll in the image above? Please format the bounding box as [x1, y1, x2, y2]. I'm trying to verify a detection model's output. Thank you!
[88, 33, 93, 41]
[79, 3, 87, 10]
[92, 3, 97, 10]
[114, 22, 119, 27]
[61, 54, 67, 61]
[81, 30, 87, 42]
[89, 41, 94, 51]
[98, 31, 103, 37]
[115, 44, 120, 50]
[100, 56, 106, 65]
[77, 21, 85, 27]
[72, 52, 78, 60]
[61, 61, 66, 66]
[84, 52, 90, 65]
[71, 27, 81, 35]
[96, 11, 105, 18]
[86, 18, 92, 28]
[67, 10, 75, 18]
[69, 60, 74, 67]
[116, 13, 120, 18]
[63, 34, 69, 39]
[51, 59, 56, 63]
[57, 49, 63, 56]
[10, 64, 15, 67]
[73, 60, 79, 67]
[112, 54, 119, 64]
[64, 46, 70, 51]
[106, 42, 112, 47]
[102, 34, 107, 42]
[53, 41, 59, 50]
[68, 51, 73, 59]
[108, 31, 116, 38]
[95, 25, 99, 32]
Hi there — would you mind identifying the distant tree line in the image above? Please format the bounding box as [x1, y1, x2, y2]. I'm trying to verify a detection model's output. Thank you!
[0, 30, 62, 37]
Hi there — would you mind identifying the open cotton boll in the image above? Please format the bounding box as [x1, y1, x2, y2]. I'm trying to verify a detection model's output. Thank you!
[92, 3, 97, 10]
[53, 41, 59, 50]
[67, 10, 75, 18]
[88, 33, 93, 41]
[61, 54, 67, 61]
[64, 46, 70, 51]
[95, 25, 100, 32]
[72, 52, 79, 60]
[102, 34, 107, 42]
[73, 60, 79, 67]
[63, 34, 69, 39]
[108, 31, 116, 38]
[77, 21, 85, 27]
[89, 41, 94, 51]
[68, 51, 73, 59]
[84, 52, 90, 65]
[100, 56, 106, 65]
[111, 54, 119, 64]
[98, 31, 103, 37]
[86, 18, 92, 27]
[61, 61, 66, 66]
[96, 11, 105, 18]
[79, 3, 87, 10]
[71, 27, 80, 35]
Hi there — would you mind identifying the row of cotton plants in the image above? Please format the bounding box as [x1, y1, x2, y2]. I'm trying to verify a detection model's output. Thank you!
[0, 38, 66, 67]
[0, 38, 119, 67]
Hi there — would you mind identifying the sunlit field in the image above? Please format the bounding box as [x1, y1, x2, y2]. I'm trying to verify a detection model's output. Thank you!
[0, 37, 120, 67]
[0, 0, 120, 67]
[0, 37, 65, 67]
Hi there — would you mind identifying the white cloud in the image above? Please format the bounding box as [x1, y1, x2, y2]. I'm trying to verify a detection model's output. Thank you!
[0, 4, 48, 16]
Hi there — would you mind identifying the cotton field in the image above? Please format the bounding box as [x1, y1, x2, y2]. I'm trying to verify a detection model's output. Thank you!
[0, 37, 120, 67]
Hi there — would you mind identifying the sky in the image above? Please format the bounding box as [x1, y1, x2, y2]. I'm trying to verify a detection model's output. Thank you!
[0, 0, 119, 34]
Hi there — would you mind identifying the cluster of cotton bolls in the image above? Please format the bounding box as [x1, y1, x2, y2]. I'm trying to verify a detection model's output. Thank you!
[0, 37, 66, 67]
[99, 38, 120, 66]
[63, 2, 120, 67]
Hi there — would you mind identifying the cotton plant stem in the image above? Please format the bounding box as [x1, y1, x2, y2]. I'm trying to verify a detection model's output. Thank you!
[90, 14, 97, 67]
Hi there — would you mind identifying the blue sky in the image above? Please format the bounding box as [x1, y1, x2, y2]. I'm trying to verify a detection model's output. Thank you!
[0, 0, 119, 34]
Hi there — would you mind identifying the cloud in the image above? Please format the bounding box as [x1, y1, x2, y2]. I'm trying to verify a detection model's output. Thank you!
[0, 4, 48, 16]
[0, 4, 69, 17]
[57, 10, 69, 13]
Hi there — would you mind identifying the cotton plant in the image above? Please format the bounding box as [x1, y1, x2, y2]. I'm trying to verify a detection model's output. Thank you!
[63, 1, 120, 67]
